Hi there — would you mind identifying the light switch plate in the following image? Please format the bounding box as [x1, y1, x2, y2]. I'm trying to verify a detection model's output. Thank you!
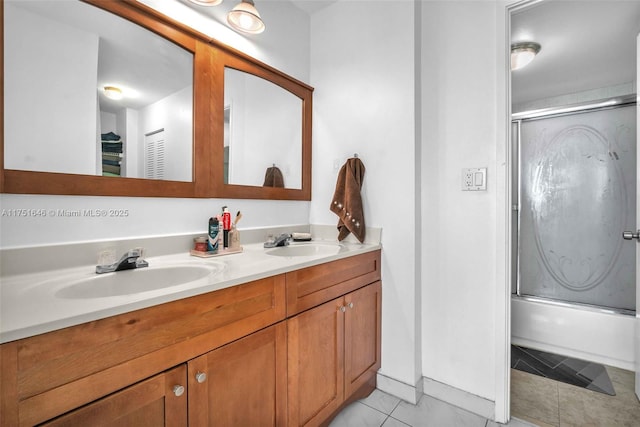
[462, 168, 487, 191]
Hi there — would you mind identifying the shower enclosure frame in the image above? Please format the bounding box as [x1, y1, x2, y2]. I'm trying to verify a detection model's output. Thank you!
[511, 94, 637, 316]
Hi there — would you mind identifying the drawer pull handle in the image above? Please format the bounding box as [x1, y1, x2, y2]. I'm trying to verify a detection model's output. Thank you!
[173, 385, 185, 397]
[196, 372, 207, 383]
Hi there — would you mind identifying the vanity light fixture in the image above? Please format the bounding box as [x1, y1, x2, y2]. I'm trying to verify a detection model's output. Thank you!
[511, 42, 541, 71]
[187, 0, 223, 6]
[103, 86, 123, 100]
[227, 0, 265, 34]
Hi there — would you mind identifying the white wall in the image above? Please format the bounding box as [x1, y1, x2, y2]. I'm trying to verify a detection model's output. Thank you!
[308, 0, 505, 409]
[309, 0, 421, 400]
[138, 0, 310, 82]
[4, 3, 99, 175]
[420, 0, 500, 405]
[0, 0, 311, 249]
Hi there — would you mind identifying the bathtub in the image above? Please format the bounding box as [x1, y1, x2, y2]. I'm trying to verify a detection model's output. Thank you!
[511, 295, 636, 371]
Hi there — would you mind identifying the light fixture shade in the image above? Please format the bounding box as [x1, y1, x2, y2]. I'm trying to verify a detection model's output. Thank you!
[511, 42, 541, 71]
[103, 86, 123, 100]
[227, 0, 265, 34]
[188, 0, 223, 6]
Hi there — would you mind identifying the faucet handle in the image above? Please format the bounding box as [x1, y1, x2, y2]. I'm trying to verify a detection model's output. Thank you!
[97, 248, 117, 267]
[131, 247, 146, 258]
[132, 247, 148, 268]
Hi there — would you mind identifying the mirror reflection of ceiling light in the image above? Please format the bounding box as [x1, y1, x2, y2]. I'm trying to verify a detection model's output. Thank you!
[103, 86, 123, 100]
[187, 0, 223, 6]
[227, 0, 265, 34]
[511, 42, 541, 71]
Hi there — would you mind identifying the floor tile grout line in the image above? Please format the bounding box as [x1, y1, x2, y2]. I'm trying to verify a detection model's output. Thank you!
[384, 414, 412, 427]
[555, 379, 561, 427]
[360, 397, 402, 418]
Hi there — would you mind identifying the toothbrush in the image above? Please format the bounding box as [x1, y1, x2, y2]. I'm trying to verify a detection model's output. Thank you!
[235, 211, 242, 226]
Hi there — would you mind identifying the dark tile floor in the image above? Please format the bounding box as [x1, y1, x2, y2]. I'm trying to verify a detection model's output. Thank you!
[511, 345, 615, 395]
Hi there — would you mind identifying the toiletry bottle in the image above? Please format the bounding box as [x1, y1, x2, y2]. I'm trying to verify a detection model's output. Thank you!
[208, 217, 219, 253]
[230, 210, 241, 249]
[222, 206, 231, 248]
[229, 224, 239, 249]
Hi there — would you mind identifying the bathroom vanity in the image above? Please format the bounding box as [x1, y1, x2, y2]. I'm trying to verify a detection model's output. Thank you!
[0, 244, 381, 426]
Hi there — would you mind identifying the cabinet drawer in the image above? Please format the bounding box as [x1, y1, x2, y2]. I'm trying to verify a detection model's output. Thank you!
[1, 274, 285, 426]
[285, 250, 380, 316]
[39, 364, 187, 427]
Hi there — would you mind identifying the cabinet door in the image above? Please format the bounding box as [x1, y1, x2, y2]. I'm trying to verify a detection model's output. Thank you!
[344, 281, 382, 398]
[188, 323, 287, 427]
[287, 297, 345, 427]
[39, 364, 187, 427]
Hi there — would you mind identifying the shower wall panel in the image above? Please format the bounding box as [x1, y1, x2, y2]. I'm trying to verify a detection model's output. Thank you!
[518, 105, 637, 311]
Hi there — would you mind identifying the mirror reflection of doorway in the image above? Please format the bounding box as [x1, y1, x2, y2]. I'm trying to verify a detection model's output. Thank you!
[144, 129, 165, 180]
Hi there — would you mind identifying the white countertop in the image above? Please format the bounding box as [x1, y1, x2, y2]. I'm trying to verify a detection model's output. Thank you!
[0, 240, 380, 343]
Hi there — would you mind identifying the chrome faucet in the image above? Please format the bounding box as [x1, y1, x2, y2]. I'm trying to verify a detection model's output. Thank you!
[96, 248, 149, 274]
[264, 233, 291, 248]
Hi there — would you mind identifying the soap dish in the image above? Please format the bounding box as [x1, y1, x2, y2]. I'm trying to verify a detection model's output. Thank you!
[291, 232, 312, 242]
[190, 246, 243, 258]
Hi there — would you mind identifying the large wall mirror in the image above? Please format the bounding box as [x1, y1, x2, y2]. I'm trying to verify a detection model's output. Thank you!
[5, 0, 193, 182]
[1, 0, 313, 200]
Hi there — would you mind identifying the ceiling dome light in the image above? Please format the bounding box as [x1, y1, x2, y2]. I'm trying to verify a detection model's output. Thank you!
[511, 42, 541, 71]
[103, 86, 123, 100]
[227, 0, 265, 34]
[187, 0, 223, 6]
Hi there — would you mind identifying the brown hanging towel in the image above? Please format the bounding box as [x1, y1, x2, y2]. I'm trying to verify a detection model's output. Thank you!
[263, 165, 284, 187]
[330, 157, 366, 243]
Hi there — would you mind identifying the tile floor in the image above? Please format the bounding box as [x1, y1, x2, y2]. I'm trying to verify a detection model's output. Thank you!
[511, 366, 640, 427]
[329, 388, 534, 427]
[330, 366, 640, 427]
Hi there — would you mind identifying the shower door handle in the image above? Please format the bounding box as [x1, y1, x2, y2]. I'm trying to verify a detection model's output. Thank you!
[622, 230, 640, 241]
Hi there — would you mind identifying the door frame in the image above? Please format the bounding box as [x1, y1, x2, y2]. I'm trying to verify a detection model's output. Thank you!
[495, 0, 543, 423]
[635, 31, 639, 400]
[499, 0, 640, 416]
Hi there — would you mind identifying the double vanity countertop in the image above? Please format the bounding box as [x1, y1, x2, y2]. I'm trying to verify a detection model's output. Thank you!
[0, 238, 381, 344]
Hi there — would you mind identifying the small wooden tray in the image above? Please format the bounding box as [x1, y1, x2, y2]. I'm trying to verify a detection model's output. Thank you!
[190, 246, 243, 258]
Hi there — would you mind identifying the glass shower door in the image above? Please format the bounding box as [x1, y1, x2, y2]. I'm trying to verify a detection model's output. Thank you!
[518, 104, 637, 311]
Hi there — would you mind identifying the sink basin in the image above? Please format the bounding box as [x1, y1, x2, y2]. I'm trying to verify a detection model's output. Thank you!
[55, 264, 222, 299]
[265, 243, 342, 258]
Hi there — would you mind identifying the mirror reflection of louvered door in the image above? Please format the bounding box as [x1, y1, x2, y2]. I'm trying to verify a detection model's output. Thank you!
[145, 128, 165, 179]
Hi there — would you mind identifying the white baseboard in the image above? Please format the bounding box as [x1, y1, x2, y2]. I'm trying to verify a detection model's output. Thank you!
[422, 377, 495, 420]
[376, 372, 423, 405]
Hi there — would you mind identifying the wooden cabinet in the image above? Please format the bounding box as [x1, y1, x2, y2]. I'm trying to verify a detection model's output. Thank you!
[39, 365, 188, 427]
[0, 275, 285, 426]
[188, 323, 287, 427]
[0, 250, 381, 427]
[287, 281, 382, 427]
[344, 282, 382, 399]
[36, 323, 288, 427]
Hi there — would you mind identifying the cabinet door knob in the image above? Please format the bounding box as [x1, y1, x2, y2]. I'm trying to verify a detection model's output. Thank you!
[339, 306, 346, 313]
[348, 302, 354, 309]
[195, 372, 207, 383]
[173, 385, 185, 397]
